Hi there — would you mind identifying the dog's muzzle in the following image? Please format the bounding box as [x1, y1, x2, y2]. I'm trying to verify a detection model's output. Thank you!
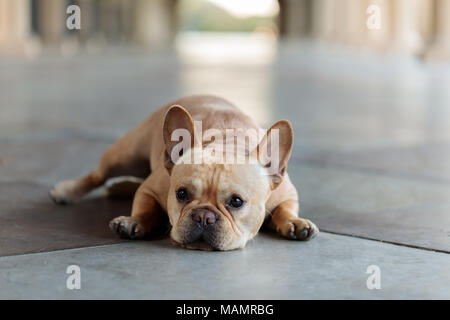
[180, 208, 222, 249]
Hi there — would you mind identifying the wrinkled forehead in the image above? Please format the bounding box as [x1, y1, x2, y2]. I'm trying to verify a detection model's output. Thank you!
[173, 144, 259, 165]
[171, 161, 269, 197]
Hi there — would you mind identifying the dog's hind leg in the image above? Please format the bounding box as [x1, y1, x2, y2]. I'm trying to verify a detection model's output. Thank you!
[50, 133, 150, 205]
[105, 177, 144, 198]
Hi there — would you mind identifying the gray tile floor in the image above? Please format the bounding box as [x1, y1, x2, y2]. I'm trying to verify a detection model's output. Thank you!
[1, 233, 449, 300]
[0, 41, 449, 299]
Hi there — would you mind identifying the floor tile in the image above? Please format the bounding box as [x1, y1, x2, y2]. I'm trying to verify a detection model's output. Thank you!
[0, 232, 448, 299]
[288, 163, 450, 252]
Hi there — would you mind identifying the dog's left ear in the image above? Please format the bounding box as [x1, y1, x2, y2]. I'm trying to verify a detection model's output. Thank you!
[163, 105, 200, 173]
[254, 120, 293, 190]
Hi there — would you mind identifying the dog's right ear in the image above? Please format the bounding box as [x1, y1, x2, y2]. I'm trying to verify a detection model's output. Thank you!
[163, 105, 198, 173]
[251, 119, 294, 190]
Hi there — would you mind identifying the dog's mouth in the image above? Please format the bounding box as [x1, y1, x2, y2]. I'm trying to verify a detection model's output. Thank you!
[172, 235, 217, 251]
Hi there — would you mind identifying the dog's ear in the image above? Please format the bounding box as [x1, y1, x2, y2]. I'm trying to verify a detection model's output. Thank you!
[254, 120, 293, 190]
[163, 105, 199, 173]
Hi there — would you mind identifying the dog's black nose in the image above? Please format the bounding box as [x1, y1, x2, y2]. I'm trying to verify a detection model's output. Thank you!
[192, 209, 216, 227]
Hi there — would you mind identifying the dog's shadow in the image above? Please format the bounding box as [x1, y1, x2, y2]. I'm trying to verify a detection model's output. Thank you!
[55, 191, 170, 241]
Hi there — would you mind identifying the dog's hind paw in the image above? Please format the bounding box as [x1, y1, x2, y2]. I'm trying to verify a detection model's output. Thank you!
[50, 180, 81, 205]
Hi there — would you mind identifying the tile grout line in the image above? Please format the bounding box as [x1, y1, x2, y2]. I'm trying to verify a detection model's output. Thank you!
[0, 242, 127, 260]
[320, 229, 450, 254]
[1, 230, 448, 260]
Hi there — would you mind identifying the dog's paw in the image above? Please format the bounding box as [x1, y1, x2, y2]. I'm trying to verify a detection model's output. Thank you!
[49, 180, 81, 205]
[109, 216, 146, 239]
[276, 218, 319, 241]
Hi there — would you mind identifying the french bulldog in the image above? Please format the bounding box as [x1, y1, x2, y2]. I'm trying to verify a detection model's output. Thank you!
[50, 95, 318, 250]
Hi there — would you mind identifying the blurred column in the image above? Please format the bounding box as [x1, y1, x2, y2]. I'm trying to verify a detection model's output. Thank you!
[132, 0, 177, 47]
[278, 0, 312, 38]
[38, 0, 65, 47]
[341, 0, 369, 47]
[388, 0, 424, 54]
[317, 0, 367, 46]
[417, 0, 434, 52]
[98, 0, 121, 43]
[426, 0, 450, 60]
[330, 0, 348, 44]
[0, 0, 31, 52]
[119, 0, 134, 42]
[75, 0, 96, 45]
[311, 0, 335, 41]
[363, 0, 392, 51]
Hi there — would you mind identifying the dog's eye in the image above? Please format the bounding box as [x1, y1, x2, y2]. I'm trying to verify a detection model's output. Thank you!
[228, 195, 244, 209]
[176, 188, 189, 202]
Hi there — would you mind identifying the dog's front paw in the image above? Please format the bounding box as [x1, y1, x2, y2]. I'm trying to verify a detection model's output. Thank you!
[50, 180, 81, 205]
[109, 216, 147, 239]
[277, 218, 319, 241]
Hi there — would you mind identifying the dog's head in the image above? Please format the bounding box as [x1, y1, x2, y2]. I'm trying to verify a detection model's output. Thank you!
[163, 105, 293, 251]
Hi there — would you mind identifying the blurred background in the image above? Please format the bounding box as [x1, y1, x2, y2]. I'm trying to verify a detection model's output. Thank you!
[2, 0, 450, 58]
[1, 0, 450, 137]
